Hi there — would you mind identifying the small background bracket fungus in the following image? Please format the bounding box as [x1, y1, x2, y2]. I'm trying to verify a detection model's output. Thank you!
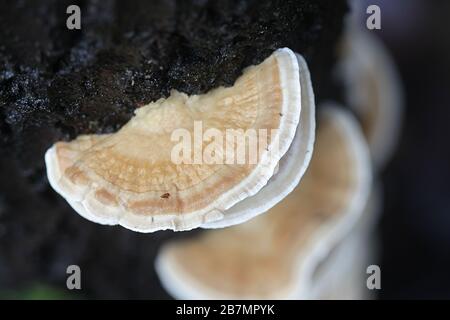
[155, 105, 372, 299]
[338, 25, 404, 169]
[45, 48, 308, 233]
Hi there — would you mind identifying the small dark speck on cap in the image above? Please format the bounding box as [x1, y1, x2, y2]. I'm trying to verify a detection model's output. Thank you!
[161, 193, 170, 199]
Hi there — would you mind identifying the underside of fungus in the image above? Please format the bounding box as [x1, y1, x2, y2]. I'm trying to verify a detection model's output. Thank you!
[338, 26, 403, 169]
[156, 105, 372, 299]
[45, 48, 315, 232]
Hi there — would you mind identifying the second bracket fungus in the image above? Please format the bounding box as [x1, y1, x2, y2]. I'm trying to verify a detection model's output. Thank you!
[45, 48, 315, 232]
[156, 105, 372, 299]
[338, 27, 404, 169]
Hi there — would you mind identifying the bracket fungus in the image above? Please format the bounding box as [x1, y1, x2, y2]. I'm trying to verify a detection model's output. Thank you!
[156, 105, 372, 299]
[45, 48, 315, 232]
[338, 27, 404, 169]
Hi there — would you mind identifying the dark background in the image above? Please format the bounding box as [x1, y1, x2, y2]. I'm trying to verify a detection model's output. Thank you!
[361, 0, 450, 299]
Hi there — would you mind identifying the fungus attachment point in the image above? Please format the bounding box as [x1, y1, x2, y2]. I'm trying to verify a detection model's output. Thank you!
[156, 105, 372, 299]
[45, 48, 311, 232]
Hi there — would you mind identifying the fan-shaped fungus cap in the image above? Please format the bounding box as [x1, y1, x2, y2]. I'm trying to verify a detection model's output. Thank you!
[45, 48, 312, 232]
[338, 27, 403, 169]
[203, 53, 315, 228]
[156, 105, 372, 299]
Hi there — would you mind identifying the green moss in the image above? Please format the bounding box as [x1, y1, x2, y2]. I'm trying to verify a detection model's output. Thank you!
[0, 283, 76, 300]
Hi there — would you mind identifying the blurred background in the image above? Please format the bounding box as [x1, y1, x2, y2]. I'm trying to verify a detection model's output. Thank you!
[353, 0, 450, 299]
[0, 0, 449, 299]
